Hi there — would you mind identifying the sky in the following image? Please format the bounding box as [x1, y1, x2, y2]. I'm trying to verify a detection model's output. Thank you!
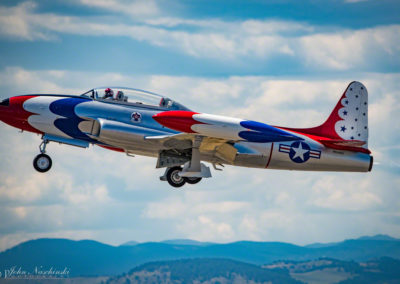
[0, 0, 399, 251]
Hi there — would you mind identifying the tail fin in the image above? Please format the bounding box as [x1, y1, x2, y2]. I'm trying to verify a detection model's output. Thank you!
[285, 81, 369, 151]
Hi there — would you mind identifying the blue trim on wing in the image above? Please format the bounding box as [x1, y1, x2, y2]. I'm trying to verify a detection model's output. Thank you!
[49, 98, 97, 142]
[239, 120, 302, 143]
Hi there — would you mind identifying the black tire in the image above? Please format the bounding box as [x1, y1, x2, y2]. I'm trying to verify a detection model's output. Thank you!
[33, 154, 52, 173]
[166, 166, 186, 188]
[184, 177, 202, 185]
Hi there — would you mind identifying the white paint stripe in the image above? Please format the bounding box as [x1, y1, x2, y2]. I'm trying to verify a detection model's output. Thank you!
[191, 113, 246, 140]
[23, 96, 71, 138]
[191, 124, 242, 140]
[193, 113, 244, 125]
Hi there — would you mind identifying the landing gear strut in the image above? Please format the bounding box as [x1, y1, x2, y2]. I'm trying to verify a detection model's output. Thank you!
[159, 136, 212, 188]
[33, 139, 52, 173]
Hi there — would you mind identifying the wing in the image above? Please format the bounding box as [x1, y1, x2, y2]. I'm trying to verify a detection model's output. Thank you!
[145, 133, 238, 165]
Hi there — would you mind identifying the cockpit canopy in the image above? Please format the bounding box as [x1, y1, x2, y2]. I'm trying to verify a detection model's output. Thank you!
[80, 87, 190, 111]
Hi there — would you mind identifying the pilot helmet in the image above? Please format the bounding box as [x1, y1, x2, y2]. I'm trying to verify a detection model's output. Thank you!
[105, 88, 114, 95]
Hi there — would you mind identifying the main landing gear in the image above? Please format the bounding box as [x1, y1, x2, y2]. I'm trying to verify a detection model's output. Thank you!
[159, 136, 211, 188]
[33, 139, 52, 173]
[164, 166, 202, 188]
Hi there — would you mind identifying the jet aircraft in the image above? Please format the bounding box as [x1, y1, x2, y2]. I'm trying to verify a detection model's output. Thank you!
[0, 82, 372, 187]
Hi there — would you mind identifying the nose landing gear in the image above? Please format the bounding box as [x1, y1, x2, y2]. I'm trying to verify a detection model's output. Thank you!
[33, 139, 52, 173]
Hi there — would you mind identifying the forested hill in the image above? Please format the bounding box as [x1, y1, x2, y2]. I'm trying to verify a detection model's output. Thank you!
[106, 257, 400, 284]
[106, 258, 302, 284]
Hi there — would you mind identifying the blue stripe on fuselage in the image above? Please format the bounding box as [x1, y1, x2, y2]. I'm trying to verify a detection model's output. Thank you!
[49, 98, 96, 142]
[239, 120, 302, 143]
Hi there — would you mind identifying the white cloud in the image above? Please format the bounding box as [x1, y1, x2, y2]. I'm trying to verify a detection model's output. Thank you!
[0, 66, 79, 94]
[184, 215, 235, 241]
[143, 189, 249, 220]
[0, 2, 398, 70]
[309, 175, 382, 211]
[0, 126, 112, 206]
[299, 25, 400, 70]
[78, 0, 159, 17]
[0, 2, 54, 41]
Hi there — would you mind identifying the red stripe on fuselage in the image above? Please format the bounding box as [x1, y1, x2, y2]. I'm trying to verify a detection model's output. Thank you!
[152, 111, 206, 133]
[98, 145, 125, 153]
[265, 142, 274, 168]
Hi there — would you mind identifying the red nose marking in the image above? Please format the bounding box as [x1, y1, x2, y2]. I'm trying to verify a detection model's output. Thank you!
[0, 95, 42, 134]
[152, 111, 205, 133]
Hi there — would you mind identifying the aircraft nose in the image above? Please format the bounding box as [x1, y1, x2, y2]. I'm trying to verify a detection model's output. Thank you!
[0, 95, 37, 130]
[0, 97, 10, 120]
[0, 98, 10, 106]
[0, 95, 44, 133]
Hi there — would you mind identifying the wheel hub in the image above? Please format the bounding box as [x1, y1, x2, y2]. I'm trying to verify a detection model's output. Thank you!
[171, 170, 183, 183]
[37, 157, 49, 169]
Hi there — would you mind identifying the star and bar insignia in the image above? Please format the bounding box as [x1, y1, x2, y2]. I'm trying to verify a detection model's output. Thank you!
[279, 141, 321, 163]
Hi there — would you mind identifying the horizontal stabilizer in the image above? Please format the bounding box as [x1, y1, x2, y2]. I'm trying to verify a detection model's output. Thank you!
[320, 139, 370, 154]
[322, 139, 365, 147]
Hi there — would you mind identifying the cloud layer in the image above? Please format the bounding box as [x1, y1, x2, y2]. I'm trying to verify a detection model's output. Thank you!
[0, 2, 399, 72]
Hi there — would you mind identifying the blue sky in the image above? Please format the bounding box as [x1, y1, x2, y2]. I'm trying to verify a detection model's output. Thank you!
[0, 0, 399, 251]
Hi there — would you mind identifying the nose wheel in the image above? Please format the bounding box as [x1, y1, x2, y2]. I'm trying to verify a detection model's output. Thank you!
[33, 138, 52, 173]
[33, 153, 52, 173]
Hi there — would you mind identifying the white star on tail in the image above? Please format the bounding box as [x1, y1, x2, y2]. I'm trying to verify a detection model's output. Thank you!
[292, 143, 309, 161]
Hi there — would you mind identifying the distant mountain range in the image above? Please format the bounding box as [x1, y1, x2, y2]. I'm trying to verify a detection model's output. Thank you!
[121, 239, 214, 247]
[124, 234, 400, 247]
[0, 235, 399, 277]
[305, 234, 400, 248]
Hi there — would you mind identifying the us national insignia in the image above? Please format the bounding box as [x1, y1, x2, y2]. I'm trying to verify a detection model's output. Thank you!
[279, 141, 321, 163]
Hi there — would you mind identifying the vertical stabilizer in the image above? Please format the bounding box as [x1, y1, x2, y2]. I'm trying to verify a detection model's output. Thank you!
[333, 81, 368, 146]
[285, 81, 368, 148]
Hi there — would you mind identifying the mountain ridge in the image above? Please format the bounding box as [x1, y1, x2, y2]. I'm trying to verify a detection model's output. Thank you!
[4, 234, 397, 253]
[1, 235, 400, 277]
[305, 234, 400, 248]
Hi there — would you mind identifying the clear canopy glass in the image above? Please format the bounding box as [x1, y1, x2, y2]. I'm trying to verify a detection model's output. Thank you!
[81, 87, 189, 110]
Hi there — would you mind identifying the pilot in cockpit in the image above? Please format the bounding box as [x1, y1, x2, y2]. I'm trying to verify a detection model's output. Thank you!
[102, 88, 114, 99]
[116, 90, 126, 101]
